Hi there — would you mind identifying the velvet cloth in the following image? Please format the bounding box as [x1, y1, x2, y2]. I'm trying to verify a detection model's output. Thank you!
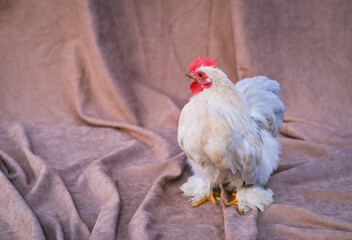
[0, 1, 351, 239]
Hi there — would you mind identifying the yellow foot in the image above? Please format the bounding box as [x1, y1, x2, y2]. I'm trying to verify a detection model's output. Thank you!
[192, 191, 218, 207]
[227, 193, 243, 215]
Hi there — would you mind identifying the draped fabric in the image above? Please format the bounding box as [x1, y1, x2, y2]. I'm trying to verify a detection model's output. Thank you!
[0, 1, 351, 239]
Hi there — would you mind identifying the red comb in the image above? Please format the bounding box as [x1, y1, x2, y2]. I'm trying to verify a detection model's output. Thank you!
[188, 53, 218, 73]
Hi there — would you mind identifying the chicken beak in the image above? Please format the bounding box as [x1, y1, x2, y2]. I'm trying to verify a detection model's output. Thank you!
[185, 73, 194, 79]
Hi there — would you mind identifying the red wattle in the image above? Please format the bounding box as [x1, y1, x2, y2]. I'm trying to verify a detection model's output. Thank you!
[190, 80, 212, 95]
[190, 80, 203, 95]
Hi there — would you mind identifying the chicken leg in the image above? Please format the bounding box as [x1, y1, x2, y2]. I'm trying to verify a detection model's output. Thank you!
[192, 191, 219, 207]
[227, 193, 243, 215]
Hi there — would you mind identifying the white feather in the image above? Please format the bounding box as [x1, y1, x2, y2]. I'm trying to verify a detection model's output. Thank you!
[236, 186, 273, 212]
[235, 76, 285, 136]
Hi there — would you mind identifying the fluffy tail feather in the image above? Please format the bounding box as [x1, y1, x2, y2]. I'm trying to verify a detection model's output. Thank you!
[235, 76, 285, 136]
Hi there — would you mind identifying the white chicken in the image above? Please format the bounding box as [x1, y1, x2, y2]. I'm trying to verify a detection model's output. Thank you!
[178, 55, 285, 213]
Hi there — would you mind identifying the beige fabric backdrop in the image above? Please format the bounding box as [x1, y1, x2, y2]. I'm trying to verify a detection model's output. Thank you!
[0, 0, 351, 239]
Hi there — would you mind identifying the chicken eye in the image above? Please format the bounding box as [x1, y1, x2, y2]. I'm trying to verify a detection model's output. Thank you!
[198, 73, 203, 77]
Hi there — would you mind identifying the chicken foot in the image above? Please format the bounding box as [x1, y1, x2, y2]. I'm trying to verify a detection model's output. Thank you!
[227, 193, 243, 215]
[192, 191, 220, 207]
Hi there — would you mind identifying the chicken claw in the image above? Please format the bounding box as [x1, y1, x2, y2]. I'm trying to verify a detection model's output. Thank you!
[192, 191, 218, 207]
[227, 193, 243, 215]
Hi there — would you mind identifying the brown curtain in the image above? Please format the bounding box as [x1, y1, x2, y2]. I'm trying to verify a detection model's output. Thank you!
[0, 0, 351, 239]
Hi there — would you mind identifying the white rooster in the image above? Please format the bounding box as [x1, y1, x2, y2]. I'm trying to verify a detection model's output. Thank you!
[178, 55, 285, 213]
